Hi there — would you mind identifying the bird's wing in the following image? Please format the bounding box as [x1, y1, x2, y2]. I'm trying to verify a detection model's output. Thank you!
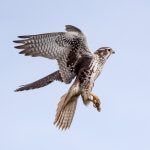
[14, 25, 92, 83]
[54, 93, 79, 130]
[15, 71, 62, 91]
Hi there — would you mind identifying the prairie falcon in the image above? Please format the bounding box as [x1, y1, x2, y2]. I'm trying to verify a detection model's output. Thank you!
[14, 25, 115, 130]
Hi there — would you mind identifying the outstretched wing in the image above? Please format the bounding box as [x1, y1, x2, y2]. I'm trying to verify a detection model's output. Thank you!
[14, 25, 92, 83]
[15, 71, 62, 91]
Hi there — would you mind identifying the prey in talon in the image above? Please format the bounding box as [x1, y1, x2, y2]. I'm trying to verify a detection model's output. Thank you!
[14, 25, 115, 130]
[81, 91, 101, 112]
[91, 93, 101, 112]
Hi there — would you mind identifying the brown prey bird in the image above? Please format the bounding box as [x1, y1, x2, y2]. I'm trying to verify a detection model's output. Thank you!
[14, 25, 115, 130]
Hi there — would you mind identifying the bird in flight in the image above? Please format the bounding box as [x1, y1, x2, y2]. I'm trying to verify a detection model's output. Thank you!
[14, 25, 115, 130]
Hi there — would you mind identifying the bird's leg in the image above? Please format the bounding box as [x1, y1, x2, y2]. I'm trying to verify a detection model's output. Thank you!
[90, 93, 101, 112]
[81, 91, 101, 112]
[81, 91, 91, 105]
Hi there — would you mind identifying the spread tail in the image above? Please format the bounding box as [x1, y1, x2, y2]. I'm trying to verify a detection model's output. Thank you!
[54, 80, 80, 130]
[54, 93, 79, 130]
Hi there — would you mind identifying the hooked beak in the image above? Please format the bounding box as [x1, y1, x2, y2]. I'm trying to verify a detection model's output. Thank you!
[112, 50, 115, 54]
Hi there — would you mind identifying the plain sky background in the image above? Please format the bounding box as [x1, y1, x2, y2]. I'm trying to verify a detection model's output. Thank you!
[0, 0, 150, 150]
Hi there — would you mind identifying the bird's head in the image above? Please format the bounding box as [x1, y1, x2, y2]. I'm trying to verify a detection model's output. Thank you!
[94, 47, 115, 59]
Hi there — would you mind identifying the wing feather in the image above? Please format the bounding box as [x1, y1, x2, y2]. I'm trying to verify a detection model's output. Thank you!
[14, 25, 92, 83]
[15, 70, 62, 91]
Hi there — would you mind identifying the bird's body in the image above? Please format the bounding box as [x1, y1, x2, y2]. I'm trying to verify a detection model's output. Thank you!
[14, 25, 114, 130]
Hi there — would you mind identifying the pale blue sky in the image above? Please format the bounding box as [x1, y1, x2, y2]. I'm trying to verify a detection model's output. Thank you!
[0, 0, 150, 150]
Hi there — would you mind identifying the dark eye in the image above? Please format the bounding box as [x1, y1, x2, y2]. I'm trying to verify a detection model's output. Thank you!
[108, 49, 111, 51]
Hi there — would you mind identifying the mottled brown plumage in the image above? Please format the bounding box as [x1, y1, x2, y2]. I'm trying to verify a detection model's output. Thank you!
[14, 25, 115, 130]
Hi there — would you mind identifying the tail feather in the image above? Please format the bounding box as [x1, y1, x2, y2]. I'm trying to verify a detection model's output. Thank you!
[54, 80, 80, 130]
[15, 70, 62, 92]
[54, 93, 79, 130]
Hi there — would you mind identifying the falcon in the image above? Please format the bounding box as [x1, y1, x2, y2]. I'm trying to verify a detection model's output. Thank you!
[14, 25, 115, 130]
